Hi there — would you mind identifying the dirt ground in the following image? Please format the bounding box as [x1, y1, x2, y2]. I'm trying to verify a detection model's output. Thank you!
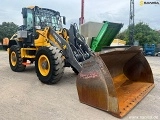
[0, 51, 159, 120]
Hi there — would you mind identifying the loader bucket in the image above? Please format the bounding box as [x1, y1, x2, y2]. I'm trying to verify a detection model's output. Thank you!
[76, 46, 154, 118]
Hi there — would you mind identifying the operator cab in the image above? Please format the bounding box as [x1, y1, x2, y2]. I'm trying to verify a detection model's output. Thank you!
[22, 6, 65, 30]
[19, 6, 66, 46]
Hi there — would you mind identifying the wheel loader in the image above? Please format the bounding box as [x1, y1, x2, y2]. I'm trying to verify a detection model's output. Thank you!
[8, 6, 92, 84]
[8, 6, 154, 118]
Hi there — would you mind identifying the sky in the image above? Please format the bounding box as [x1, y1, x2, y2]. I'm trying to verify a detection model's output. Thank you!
[0, 0, 159, 31]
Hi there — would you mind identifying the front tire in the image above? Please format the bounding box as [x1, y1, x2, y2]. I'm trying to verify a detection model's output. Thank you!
[35, 46, 64, 84]
[9, 45, 26, 72]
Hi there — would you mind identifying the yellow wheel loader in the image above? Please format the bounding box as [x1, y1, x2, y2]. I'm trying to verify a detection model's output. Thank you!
[8, 6, 92, 84]
[8, 6, 154, 118]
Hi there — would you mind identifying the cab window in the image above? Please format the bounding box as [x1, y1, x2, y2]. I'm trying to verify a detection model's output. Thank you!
[26, 9, 33, 30]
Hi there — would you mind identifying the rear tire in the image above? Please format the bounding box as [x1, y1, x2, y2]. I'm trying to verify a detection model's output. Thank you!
[35, 46, 64, 84]
[9, 45, 26, 72]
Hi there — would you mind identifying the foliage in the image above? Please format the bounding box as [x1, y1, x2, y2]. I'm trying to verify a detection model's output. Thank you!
[116, 22, 160, 46]
[0, 22, 19, 43]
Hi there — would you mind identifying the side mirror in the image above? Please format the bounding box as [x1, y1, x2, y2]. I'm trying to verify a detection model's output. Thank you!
[22, 8, 27, 18]
[62, 16, 66, 25]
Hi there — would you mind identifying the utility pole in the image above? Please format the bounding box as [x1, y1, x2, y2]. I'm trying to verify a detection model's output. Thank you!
[129, 0, 135, 45]
[79, 0, 84, 25]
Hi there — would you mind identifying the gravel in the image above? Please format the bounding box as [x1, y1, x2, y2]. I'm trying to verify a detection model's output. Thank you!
[0, 51, 159, 120]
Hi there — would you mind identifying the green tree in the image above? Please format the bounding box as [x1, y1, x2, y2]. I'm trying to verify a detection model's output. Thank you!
[0, 22, 19, 43]
[116, 22, 160, 46]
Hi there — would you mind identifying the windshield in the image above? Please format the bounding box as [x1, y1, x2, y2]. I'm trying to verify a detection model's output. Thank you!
[35, 8, 63, 30]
